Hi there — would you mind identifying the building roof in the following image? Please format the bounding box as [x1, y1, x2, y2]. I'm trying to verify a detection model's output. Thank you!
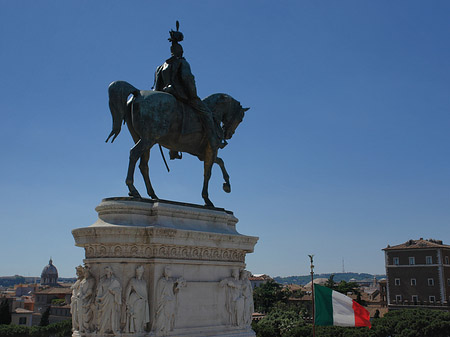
[303, 278, 328, 290]
[35, 287, 72, 295]
[383, 238, 450, 251]
[13, 308, 34, 314]
[249, 274, 272, 281]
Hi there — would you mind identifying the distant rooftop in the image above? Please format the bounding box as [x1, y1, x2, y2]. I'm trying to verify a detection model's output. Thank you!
[35, 287, 72, 295]
[249, 274, 272, 281]
[383, 238, 450, 250]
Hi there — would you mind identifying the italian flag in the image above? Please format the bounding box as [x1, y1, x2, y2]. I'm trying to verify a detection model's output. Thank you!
[314, 284, 371, 328]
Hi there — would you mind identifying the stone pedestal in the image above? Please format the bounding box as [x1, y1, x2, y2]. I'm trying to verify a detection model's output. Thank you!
[71, 198, 258, 337]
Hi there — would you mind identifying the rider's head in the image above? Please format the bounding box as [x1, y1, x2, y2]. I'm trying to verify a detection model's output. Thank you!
[170, 42, 184, 58]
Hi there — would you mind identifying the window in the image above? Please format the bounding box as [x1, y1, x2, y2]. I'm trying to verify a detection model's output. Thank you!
[395, 295, 402, 303]
[445, 256, 449, 265]
[395, 278, 401, 286]
[426, 256, 432, 264]
[428, 278, 434, 286]
[393, 257, 399, 265]
[19, 317, 27, 325]
[412, 295, 418, 304]
[429, 296, 435, 303]
[409, 257, 415, 265]
[411, 278, 417, 286]
[447, 279, 450, 286]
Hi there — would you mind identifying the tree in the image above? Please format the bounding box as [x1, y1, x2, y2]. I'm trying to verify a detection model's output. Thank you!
[370, 308, 450, 337]
[0, 319, 71, 337]
[252, 308, 304, 337]
[0, 299, 11, 325]
[324, 274, 335, 289]
[373, 309, 380, 319]
[39, 306, 51, 326]
[334, 280, 360, 296]
[253, 280, 290, 313]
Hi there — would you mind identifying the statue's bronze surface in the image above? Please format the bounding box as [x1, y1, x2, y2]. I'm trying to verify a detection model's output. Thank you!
[154, 21, 227, 155]
[107, 82, 247, 207]
[106, 22, 248, 207]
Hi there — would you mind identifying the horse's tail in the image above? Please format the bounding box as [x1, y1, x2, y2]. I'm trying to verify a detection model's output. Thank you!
[106, 80, 139, 143]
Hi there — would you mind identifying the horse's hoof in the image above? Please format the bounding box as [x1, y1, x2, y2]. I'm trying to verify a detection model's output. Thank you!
[204, 198, 215, 208]
[223, 183, 231, 193]
[128, 191, 141, 198]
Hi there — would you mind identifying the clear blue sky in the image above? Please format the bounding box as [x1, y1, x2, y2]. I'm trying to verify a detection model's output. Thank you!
[1, 1, 449, 278]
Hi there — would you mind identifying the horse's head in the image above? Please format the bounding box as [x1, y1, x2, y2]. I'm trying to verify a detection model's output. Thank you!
[204, 94, 249, 140]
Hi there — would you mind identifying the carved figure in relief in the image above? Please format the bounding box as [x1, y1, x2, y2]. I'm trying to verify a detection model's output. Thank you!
[241, 270, 254, 327]
[70, 265, 84, 332]
[96, 266, 122, 335]
[125, 265, 150, 333]
[220, 269, 244, 326]
[154, 266, 186, 335]
[79, 266, 96, 333]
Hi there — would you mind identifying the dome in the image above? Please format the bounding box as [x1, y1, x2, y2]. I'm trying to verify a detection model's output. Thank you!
[40, 258, 59, 286]
[304, 278, 328, 290]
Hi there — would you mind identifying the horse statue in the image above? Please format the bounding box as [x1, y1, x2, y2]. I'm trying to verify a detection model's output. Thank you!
[106, 80, 249, 207]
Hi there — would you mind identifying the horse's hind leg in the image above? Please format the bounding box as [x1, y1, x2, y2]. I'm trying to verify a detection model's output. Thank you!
[139, 149, 158, 199]
[202, 147, 217, 207]
[126, 139, 153, 198]
[215, 157, 231, 193]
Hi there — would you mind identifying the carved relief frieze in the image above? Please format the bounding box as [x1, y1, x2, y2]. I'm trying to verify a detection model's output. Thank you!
[83, 243, 246, 262]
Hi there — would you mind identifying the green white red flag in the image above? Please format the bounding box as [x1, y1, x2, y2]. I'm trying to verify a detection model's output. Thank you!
[314, 284, 371, 328]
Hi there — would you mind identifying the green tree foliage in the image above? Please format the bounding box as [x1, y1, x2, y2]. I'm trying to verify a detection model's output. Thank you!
[252, 308, 305, 337]
[39, 307, 50, 327]
[51, 299, 65, 306]
[254, 308, 450, 337]
[253, 280, 291, 313]
[334, 280, 361, 297]
[0, 299, 11, 325]
[373, 309, 380, 319]
[370, 309, 450, 337]
[324, 275, 335, 289]
[0, 319, 71, 337]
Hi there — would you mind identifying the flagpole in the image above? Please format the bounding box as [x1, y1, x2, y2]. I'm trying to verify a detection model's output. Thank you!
[309, 255, 315, 337]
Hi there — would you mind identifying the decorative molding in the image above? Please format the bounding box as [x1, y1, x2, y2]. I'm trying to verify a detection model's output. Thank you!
[83, 243, 247, 262]
[73, 226, 258, 254]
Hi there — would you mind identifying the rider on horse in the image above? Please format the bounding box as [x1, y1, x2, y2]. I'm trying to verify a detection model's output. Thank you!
[153, 22, 227, 159]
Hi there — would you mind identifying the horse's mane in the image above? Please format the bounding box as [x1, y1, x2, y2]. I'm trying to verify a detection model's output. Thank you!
[203, 93, 243, 122]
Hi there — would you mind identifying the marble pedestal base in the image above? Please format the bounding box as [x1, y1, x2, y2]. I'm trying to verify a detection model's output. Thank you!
[71, 198, 258, 337]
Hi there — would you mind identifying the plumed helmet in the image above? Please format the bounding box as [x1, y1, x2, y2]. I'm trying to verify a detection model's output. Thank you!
[168, 20, 184, 43]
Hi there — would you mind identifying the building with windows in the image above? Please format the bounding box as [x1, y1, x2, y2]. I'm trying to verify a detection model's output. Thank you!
[249, 274, 273, 289]
[11, 308, 33, 327]
[383, 238, 450, 310]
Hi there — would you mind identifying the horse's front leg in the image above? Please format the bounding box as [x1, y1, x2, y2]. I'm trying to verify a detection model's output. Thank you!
[215, 157, 231, 193]
[139, 148, 158, 199]
[126, 139, 151, 198]
[202, 147, 217, 207]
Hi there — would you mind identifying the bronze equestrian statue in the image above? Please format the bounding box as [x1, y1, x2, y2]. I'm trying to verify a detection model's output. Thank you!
[154, 21, 227, 159]
[106, 22, 248, 207]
